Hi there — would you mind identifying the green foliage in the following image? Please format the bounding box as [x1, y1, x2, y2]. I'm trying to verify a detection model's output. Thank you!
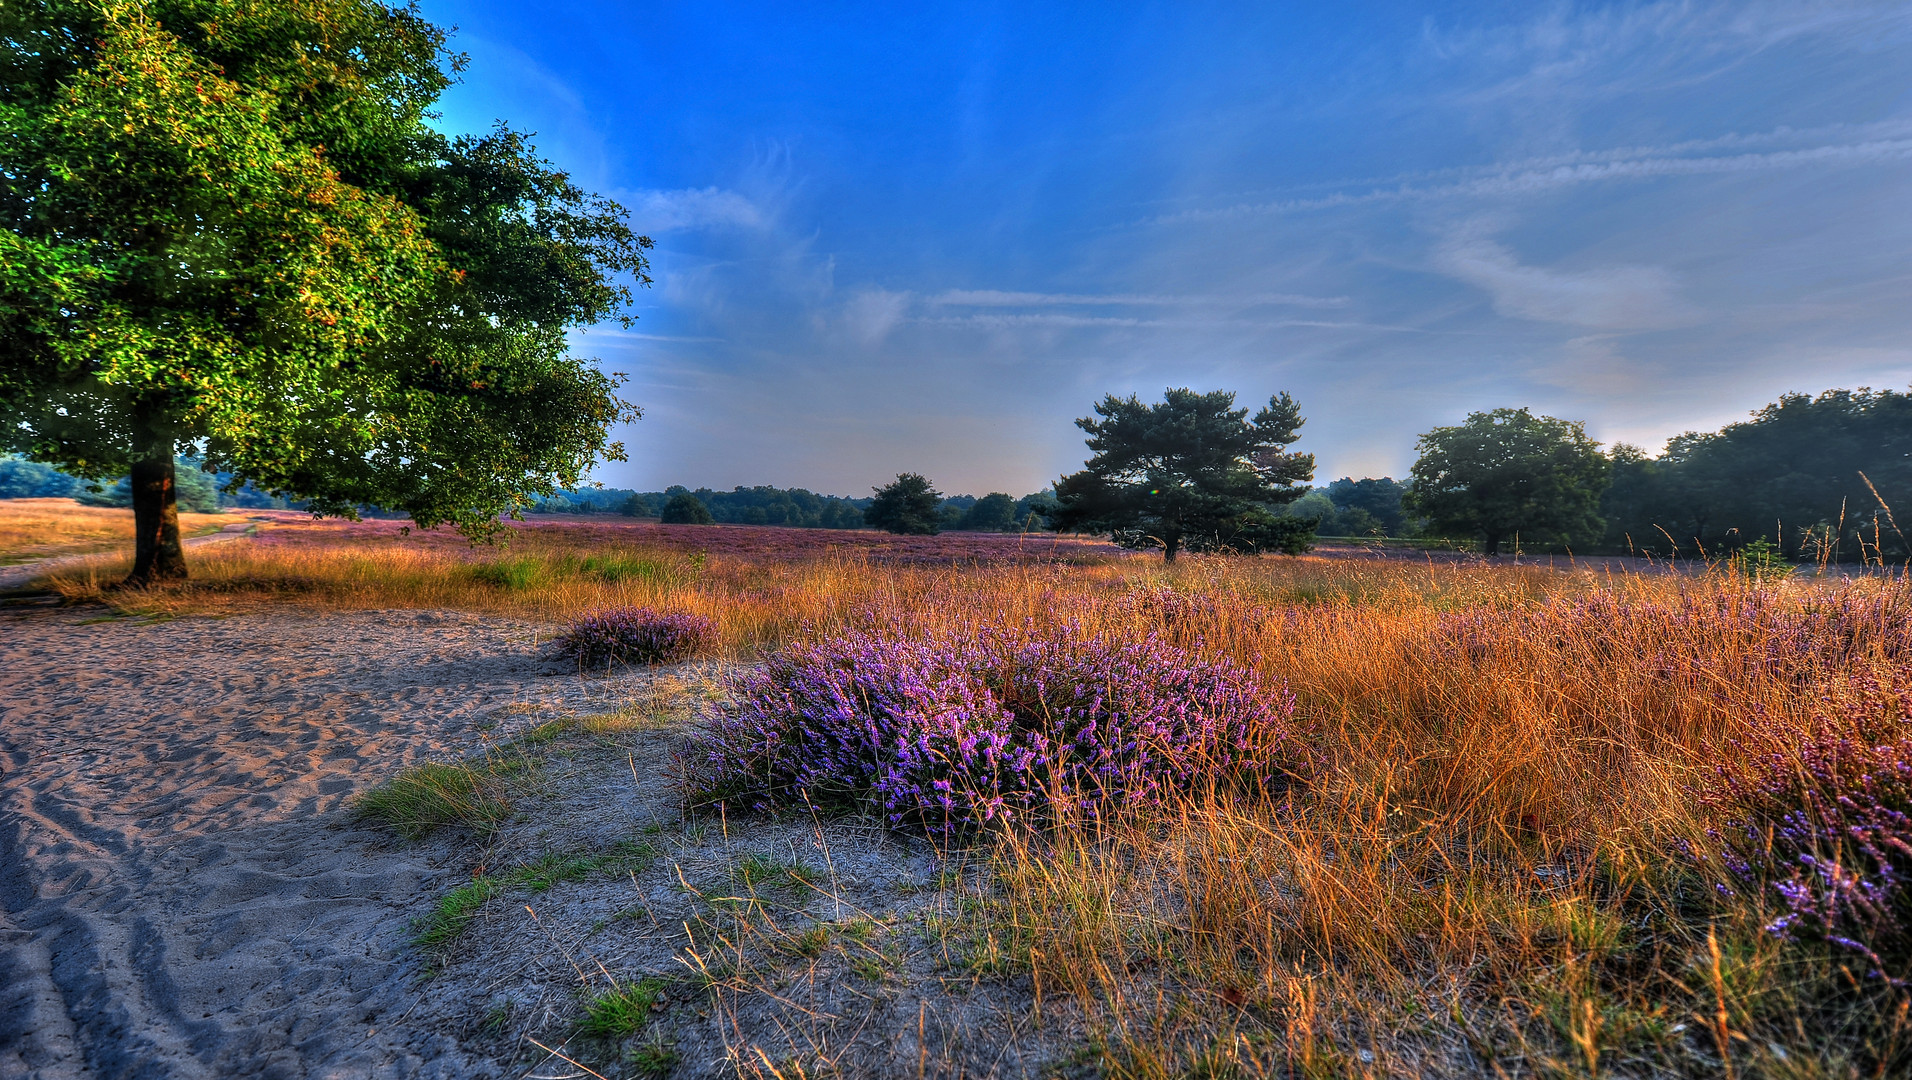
[1053, 388, 1316, 561]
[659, 485, 864, 528]
[0, 0, 649, 555]
[956, 491, 1018, 531]
[1728, 536, 1792, 581]
[1405, 408, 1609, 555]
[1601, 388, 1912, 562]
[865, 473, 944, 535]
[659, 492, 714, 525]
[1324, 476, 1409, 535]
[0, 453, 84, 499]
[76, 457, 221, 513]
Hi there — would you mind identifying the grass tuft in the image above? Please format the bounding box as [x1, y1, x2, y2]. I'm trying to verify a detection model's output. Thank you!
[509, 840, 656, 892]
[413, 876, 500, 949]
[576, 977, 670, 1038]
[354, 762, 512, 840]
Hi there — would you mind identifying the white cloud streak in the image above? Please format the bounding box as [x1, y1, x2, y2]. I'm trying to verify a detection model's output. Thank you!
[627, 187, 767, 232]
[1154, 134, 1912, 225]
[1434, 239, 1698, 330]
[930, 289, 1351, 309]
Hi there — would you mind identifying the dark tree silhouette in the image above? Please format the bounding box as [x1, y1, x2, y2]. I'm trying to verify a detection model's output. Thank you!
[1053, 388, 1315, 561]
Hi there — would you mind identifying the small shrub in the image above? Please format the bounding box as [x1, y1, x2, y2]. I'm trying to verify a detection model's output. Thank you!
[690, 623, 1307, 833]
[556, 607, 717, 666]
[1706, 671, 1912, 981]
[355, 762, 510, 840]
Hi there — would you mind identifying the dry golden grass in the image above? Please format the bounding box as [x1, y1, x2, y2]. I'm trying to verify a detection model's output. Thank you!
[28, 514, 1912, 1074]
[0, 497, 234, 564]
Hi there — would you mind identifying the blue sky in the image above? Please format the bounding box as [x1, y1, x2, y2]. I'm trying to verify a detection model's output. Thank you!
[421, 1, 1912, 497]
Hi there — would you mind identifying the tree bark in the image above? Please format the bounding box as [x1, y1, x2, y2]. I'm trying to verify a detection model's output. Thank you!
[126, 451, 187, 585]
[1482, 531, 1501, 556]
[1163, 534, 1181, 562]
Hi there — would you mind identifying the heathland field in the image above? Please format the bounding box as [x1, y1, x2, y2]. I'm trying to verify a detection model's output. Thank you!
[3, 512, 1908, 1078]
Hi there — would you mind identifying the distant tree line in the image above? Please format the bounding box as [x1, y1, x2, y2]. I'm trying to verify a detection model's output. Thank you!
[1387, 390, 1910, 562]
[1038, 383, 1910, 564]
[3, 453, 303, 513]
[527, 482, 1059, 533]
[12, 383, 1906, 564]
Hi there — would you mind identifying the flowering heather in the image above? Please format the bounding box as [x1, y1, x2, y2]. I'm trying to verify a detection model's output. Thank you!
[246, 512, 1127, 565]
[556, 607, 717, 666]
[1707, 672, 1912, 980]
[691, 624, 1305, 833]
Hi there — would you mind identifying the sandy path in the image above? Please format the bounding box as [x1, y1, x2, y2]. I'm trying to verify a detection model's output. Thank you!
[0, 608, 640, 1080]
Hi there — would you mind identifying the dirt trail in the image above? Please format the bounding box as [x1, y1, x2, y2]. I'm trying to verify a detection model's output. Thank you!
[0, 609, 643, 1080]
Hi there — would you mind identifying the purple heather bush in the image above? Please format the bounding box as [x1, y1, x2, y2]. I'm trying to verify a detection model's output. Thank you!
[690, 623, 1307, 834]
[1706, 671, 1912, 981]
[557, 607, 717, 666]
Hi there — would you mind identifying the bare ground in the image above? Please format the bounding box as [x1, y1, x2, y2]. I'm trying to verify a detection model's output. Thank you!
[0, 608, 1064, 1080]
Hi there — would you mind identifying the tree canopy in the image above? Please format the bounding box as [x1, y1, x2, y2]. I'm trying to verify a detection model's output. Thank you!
[659, 492, 713, 525]
[865, 473, 944, 535]
[1600, 389, 1912, 561]
[1052, 388, 1315, 561]
[1405, 408, 1608, 555]
[1, 0, 650, 581]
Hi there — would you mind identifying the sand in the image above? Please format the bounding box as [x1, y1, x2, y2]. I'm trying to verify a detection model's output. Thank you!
[0, 607, 648, 1079]
[1, 603, 1072, 1079]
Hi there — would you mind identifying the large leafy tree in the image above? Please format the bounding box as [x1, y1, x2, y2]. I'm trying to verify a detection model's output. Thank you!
[1053, 388, 1315, 561]
[1, 1, 651, 582]
[865, 473, 943, 535]
[1405, 408, 1608, 555]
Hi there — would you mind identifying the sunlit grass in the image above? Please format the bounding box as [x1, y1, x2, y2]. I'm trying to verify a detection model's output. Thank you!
[0, 497, 233, 565]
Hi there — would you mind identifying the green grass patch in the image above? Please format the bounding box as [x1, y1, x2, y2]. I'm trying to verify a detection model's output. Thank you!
[470, 555, 548, 590]
[508, 840, 656, 892]
[731, 852, 817, 895]
[625, 1042, 680, 1078]
[354, 762, 512, 840]
[576, 977, 670, 1038]
[560, 551, 681, 584]
[413, 876, 500, 949]
[470, 551, 694, 592]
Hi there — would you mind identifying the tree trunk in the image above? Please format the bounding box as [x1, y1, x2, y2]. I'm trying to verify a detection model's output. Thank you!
[1163, 534, 1180, 563]
[1482, 531, 1501, 556]
[126, 451, 187, 585]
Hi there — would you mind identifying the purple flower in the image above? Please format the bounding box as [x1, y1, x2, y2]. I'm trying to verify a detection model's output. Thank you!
[557, 607, 718, 666]
[1703, 670, 1912, 982]
[687, 622, 1309, 834]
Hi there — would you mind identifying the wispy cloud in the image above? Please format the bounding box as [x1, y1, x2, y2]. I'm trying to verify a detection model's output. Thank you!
[1434, 238, 1699, 331]
[627, 187, 767, 232]
[931, 289, 1351, 309]
[1153, 132, 1912, 225]
[841, 288, 911, 345]
[1421, 1, 1912, 100]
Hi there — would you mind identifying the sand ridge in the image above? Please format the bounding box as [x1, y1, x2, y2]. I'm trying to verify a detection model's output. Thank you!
[0, 608, 646, 1079]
